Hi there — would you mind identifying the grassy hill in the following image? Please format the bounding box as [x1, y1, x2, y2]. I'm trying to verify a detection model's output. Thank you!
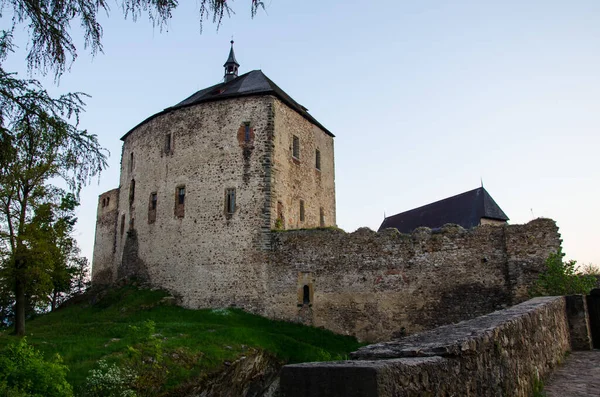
[0, 285, 363, 395]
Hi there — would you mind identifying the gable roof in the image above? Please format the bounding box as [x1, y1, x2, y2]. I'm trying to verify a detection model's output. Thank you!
[121, 70, 333, 140]
[378, 187, 509, 233]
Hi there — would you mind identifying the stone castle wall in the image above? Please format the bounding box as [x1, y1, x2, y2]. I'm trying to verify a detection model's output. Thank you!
[264, 218, 560, 341]
[92, 188, 120, 283]
[270, 99, 336, 229]
[281, 296, 571, 397]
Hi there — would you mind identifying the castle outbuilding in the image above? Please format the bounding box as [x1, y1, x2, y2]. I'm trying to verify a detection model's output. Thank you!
[92, 43, 336, 309]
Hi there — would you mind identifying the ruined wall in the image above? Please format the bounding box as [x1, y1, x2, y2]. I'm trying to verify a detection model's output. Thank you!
[265, 218, 560, 341]
[271, 98, 335, 229]
[108, 96, 277, 310]
[92, 188, 120, 284]
[281, 296, 571, 397]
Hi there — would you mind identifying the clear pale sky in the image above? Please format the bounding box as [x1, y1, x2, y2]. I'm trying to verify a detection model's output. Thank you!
[2, 0, 599, 265]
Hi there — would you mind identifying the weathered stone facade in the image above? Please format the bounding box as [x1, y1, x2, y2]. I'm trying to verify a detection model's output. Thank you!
[92, 94, 336, 311]
[281, 296, 572, 397]
[265, 218, 560, 341]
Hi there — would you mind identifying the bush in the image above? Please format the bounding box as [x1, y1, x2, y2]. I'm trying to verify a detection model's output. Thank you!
[532, 249, 597, 296]
[81, 360, 136, 397]
[0, 338, 72, 397]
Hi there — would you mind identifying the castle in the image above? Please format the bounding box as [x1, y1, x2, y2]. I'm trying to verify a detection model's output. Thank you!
[93, 44, 561, 341]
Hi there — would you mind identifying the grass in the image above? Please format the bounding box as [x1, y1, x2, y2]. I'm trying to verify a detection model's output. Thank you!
[0, 285, 364, 394]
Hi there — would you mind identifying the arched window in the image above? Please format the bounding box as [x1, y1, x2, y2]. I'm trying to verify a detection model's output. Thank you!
[303, 285, 310, 305]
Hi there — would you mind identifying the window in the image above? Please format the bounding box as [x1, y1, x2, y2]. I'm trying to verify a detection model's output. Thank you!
[148, 192, 157, 224]
[165, 133, 172, 153]
[102, 198, 106, 208]
[129, 217, 135, 231]
[315, 149, 321, 170]
[299, 200, 305, 222]
[292, 135, 300, 159]
[175, 186, 185, 218]
[106, 197, 110, 206]
[120, 214, 125, 236]
[303, 285, 310, 305]
[129, 152, 134, 173]
[320, 207, 325, 227]
[244, 123, 251, 143]
[129, 179, 135, 205]
[225, 188, 236, 214]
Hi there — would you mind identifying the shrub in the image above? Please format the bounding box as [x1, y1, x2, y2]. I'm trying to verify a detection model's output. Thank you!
[0, 338, 72, 397]
[81, 360, 137, 397]
[532, 249, 597, 296]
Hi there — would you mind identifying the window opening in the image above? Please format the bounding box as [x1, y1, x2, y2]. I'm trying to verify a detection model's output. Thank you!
[120, 214, 125, 236]
[106, 197, 110, 206]
[102, 198, 106, 208]
[300, 200, 305, 222]
[225, 188, 236, 214]
[292, 135, 300, 159]
[129, 179, 135, 205]
[244, 123, 251, 142]
[315, 149, 321, 170]
[129, 217, 135, 231]
[178, 187, 185, 205]
[175, 186, 186, 218]
[165, 133, 172, 153]
[151, 193, 157, 210]
[303, 285, 310, 304]
[129, 152, 134, 173]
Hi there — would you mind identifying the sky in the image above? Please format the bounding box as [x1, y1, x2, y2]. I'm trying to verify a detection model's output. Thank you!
[2, 0, 600, 265]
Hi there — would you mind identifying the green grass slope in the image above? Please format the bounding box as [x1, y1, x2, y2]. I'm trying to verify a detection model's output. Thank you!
[0, 286, 363, 394]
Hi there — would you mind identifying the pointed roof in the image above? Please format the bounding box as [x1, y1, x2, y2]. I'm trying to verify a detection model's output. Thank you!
[121, 70, 333, 140]
[378, 187, 509, 233]
[223, 40, 239, 67]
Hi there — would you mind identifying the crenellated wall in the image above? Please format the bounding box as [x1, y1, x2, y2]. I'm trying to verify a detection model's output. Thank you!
[264, 218, 561, 341]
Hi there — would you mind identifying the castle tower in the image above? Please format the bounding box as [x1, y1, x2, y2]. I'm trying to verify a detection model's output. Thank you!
[223, 40, 239, 83]
[92, 43, 336, 312]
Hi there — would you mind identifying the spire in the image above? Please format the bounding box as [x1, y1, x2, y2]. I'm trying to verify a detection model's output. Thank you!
[223, 40, 239, 83]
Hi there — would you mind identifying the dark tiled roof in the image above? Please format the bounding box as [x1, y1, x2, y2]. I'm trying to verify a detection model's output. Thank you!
[121, 70, 333, 140]
[378, 187, 509, 233]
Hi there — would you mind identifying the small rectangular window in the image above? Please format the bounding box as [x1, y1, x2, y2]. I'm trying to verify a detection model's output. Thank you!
[244, 123, 251, 142]
[148, 192, 157, 224]
[129, 152, 134, 173]
[300, 200, 305, 222]
[165, 133, 172, 153]
[120, 214, 125, 236]
[129, 179, 135, 206]
[175, 186, 186, 218]
[315, 149, 321, 170]
[292, 135, 300, 159]
[225, 188, 236, 214]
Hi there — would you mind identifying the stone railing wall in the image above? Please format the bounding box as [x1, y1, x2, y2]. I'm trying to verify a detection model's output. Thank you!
[281, 296, 573, 397]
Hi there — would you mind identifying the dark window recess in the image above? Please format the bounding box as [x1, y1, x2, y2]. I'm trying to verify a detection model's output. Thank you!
[129, 179, 135, 205]
[225, 188, 236, 214]
[175, 186, 185, 218]
[244, 123, 251, 142]
[303, 285, 310, 304]
[165, 133, 172, 153]
[320, 207, 325, 227]
[129, 217, 135, 231]
[300, 200, 305, 222]
[292, 135, 300, 159]
[106, 197, 110, 206]
[101, 198, 106, 208]
[148, 192, 157, 224]
[129, 152, 134, 173]
[315, 149, 321, 170]
[120, 214, 125, 236]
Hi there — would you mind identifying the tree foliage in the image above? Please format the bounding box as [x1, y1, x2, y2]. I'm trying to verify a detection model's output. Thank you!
[1, 0, 265, 77]
[0, 33, 107, 334]
[531, 249, 597, 296]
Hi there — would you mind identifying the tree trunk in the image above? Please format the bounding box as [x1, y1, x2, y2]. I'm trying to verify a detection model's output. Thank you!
[14, 274, 25, 336]
[51, 290, 57, 312]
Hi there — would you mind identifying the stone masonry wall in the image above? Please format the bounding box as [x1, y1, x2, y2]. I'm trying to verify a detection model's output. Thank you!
[281, 296, 571, 397]
[92, 188, 120, 284]
[271, 98, 335, 229]
[110, 96, 276, 311]
[265, 218, 560, 342]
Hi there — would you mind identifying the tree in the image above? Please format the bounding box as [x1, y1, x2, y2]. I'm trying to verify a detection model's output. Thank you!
[531, 249, 597, 296]
[0, 34, 107, 335]
[2, 0, 265, 78]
